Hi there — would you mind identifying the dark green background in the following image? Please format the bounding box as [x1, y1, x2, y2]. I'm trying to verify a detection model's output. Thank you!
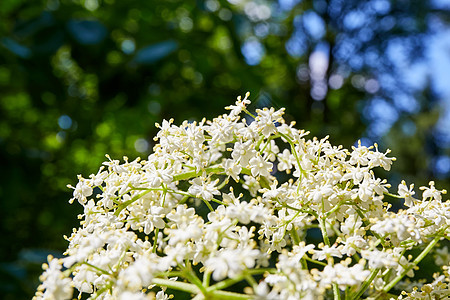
[1, 0, 449, 298]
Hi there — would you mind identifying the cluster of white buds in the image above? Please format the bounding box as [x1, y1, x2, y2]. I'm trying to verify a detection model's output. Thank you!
[35, 93, 450, 300]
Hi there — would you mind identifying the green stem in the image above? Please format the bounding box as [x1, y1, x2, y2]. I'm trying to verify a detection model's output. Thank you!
[301, 258, 308, 269]
[161, 186, 168, 206]
[183, 262, 208, 296]
[202, 269, 212, 287]
[290, 227, 301, 245]
[245, 268, 277, 275]
[152, 228, 159, 253]
[173, 166, 224, 182]
[152, 278, 252, 299]
[191, 269, 277, 299]
[351, 268, 380, 300]
[209, 290, 253, 300]
[155, 270, 184, 278]
[208, 274, 245, 292]
[255, 135, 265, 151]
[304, 255, 327, 267]
[242, 107, 256, 119]
[152, 278, 199, 294]
[325, 200, 351, 218]
[383, 192, 404, 199]
[216, 177, 229, 190]
[83, 262, 111, 275]
[211, 197, 225, 206]
[93, 284, 112, 299]
[278, 132, 306, 180]
[179, 194, 190, 204]
[354, 204, 386, 248]
[333, 284, 341, 300]
[318, 217, 330, 246]
[114, 189, 154, 216]
[244, 273, 258, 290]
[259, 135, 278, 154]
[381, 235, 441, 295]
[318, 217, 341, 300]
[206, 275, 254, 300]
[203, 198, 214, 211]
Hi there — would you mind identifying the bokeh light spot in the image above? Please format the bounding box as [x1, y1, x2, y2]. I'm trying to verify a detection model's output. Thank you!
[58, 115, 72, 130]
[134, 138, 149, 153]
[121, 39, 136, 54]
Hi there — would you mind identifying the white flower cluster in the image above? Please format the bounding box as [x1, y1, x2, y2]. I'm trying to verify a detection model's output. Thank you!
[35, 93, 450, 300]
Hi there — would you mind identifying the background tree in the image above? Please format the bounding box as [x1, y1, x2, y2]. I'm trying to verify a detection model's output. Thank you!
[0, 0, 449, 298]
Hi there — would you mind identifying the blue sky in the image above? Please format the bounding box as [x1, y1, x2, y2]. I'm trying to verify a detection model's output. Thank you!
[238, 0, 450, 176]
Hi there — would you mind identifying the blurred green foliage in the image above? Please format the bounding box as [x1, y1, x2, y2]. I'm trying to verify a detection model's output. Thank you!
[1, 0, 449, 298]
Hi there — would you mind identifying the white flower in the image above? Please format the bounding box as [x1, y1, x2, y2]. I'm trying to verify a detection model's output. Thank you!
[205, 116, 235, 144]
[261, 180, 285, 200]
[117, 253, 160, 292]
[155, 291, 171, 300]
[225, 201, 253, 224]
[69, 178, 93, 204]
[341, 235, 367, 256]
[435, 246, 450, 266]
[143, 206, 166, 234]
[256, 107, 282, 138]
[262, 140, 280, 162]
[398, 180, 416, 207]
[341, 165, 368, 185]
[420, 181, 446, 201]
[117, 291, 153, 300]
[340, 215, 362, 235]
[205, 246, 260, 281]
[368, 144, 395, 171]
[142, 162, 173, 187]
[370, 213, 422, 245]
[310, 184, 334, 203]
[188, 177, 221, 201]
[312, 245, 343, 261]
[223, 158, 242, 182]
[232, 140, 256, 167]
[166, 206, 204, 245]
[349, 142, 371, 166]
[357, 173, 375, 202]
[35, 93, 450, 300]
[291, 242, 315, 261]
[242, 175, 261, 196]
[254, 281, 280, 300]
[277, 149, 294, 172]
[361, 249, 398, 269]
[320, 263, 371, 290]
[34, 256, 73, 300]
[225, 92, 251, 118]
